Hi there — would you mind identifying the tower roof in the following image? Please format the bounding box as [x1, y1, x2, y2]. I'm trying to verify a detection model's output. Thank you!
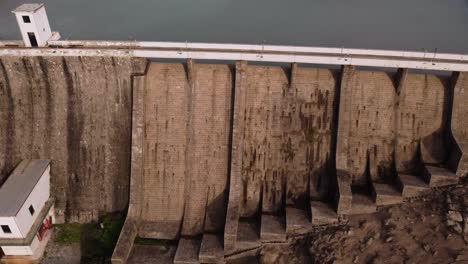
[0, 160, 50, 216]
[12, 3, 44, 14]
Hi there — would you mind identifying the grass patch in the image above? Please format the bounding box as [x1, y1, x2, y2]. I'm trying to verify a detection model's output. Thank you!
[54, 223, 82, 245]
[53, 212, 125, 260]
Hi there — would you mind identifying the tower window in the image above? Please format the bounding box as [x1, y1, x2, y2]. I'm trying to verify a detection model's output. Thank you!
[1, 225, 11, 234]
[29, 205, 35, 216]
[22, 16, 31, 23]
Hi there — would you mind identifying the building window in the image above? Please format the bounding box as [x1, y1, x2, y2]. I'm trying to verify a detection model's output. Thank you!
[22, 16, 31, 23]
[1, 225, 11, 234]
[29, 205, 35, 216]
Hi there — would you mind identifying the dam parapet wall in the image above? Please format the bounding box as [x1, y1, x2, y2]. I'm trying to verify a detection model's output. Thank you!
[2, 40, 468, 71]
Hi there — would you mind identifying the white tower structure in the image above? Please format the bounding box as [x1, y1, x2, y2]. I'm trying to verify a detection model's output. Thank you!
[0, 160, 54, 259]
[11, 3, 59, 47]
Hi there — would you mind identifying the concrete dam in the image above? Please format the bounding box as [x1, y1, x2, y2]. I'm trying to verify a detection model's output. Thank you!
[0, 54, 467, 262]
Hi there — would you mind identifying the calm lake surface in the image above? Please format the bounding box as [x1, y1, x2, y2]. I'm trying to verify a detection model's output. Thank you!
[1, 0, 468, 53]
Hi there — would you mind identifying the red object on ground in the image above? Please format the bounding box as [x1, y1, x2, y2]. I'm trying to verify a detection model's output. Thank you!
[37, 217, 52, 241]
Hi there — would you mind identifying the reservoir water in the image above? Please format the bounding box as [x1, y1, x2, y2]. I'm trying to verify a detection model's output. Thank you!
[1, 0, 468, 53]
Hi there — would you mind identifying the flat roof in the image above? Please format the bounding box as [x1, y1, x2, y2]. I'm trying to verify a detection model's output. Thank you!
[11, 3, 44, 13]
[0, 160, 50, 216]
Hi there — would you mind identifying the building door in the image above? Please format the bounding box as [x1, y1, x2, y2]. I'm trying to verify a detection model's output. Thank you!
[27, 32, 38, 47]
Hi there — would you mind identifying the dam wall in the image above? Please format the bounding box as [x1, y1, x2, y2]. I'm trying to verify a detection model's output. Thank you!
[337, 68, 451, 185]
[336, 68, 396, 184]
[139, 62, 232, 239]
[119, 60, 466, 262]
[451, 72, 468, 177]
[0, 56, 146, 223]
[396, 73, 449, 172]
[239, 64, 337, 217]
[0, 56, 466, 259]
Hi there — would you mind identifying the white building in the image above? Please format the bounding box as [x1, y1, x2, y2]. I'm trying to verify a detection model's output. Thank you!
[11, 3, 60, 47]
[0, 160, 54, 259]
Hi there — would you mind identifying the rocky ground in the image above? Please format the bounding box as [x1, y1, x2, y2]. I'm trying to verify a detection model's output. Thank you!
[41, 238, 81, 264]
[260, 179, 468, 264]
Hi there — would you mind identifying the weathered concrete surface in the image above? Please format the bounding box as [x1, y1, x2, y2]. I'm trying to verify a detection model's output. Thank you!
[182, 62, 232, 235]
[127, 245, 176, 264]
[336, 67, 396, 184]
[139, 62, 232, 239]
[241, 65, 287, 216]
[396, 74, 449, 173]
[127, 74, 147, 217]
[335, 172, 353, 215]
[2, 56, 468, 262]
[173, 238, 201, 264]
[285, 207, 312, 235]
[199, 234, 224, 263]
[423, 165, 458, 187]
[310, 200, 338, 225]
[451, 72, 468, 177]
[236, 219, 261, 250]
[260, 214, 286, 242]
[0, 56, 145, 223]
[112, 73, 148, 264]
[397, 173, 430, 198]
[289, 65, 337, 202]
[371, 182, 402, 206]
[240, 65, 336, 217]
[111, 216, 139, 264]
[140, 62, 188, 239]
[224, 61, 247, 254]
[337, 68, 453, 185]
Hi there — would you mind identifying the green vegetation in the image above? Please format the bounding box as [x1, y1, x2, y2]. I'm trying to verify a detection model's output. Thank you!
[80, 213, 125, 258]
[53, 212, 125, 260]
[52, 213, 175, 261]
[54, 223, 82, 244]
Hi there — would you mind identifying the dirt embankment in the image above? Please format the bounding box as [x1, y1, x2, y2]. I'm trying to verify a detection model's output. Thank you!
[260, 180, 468, 264]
